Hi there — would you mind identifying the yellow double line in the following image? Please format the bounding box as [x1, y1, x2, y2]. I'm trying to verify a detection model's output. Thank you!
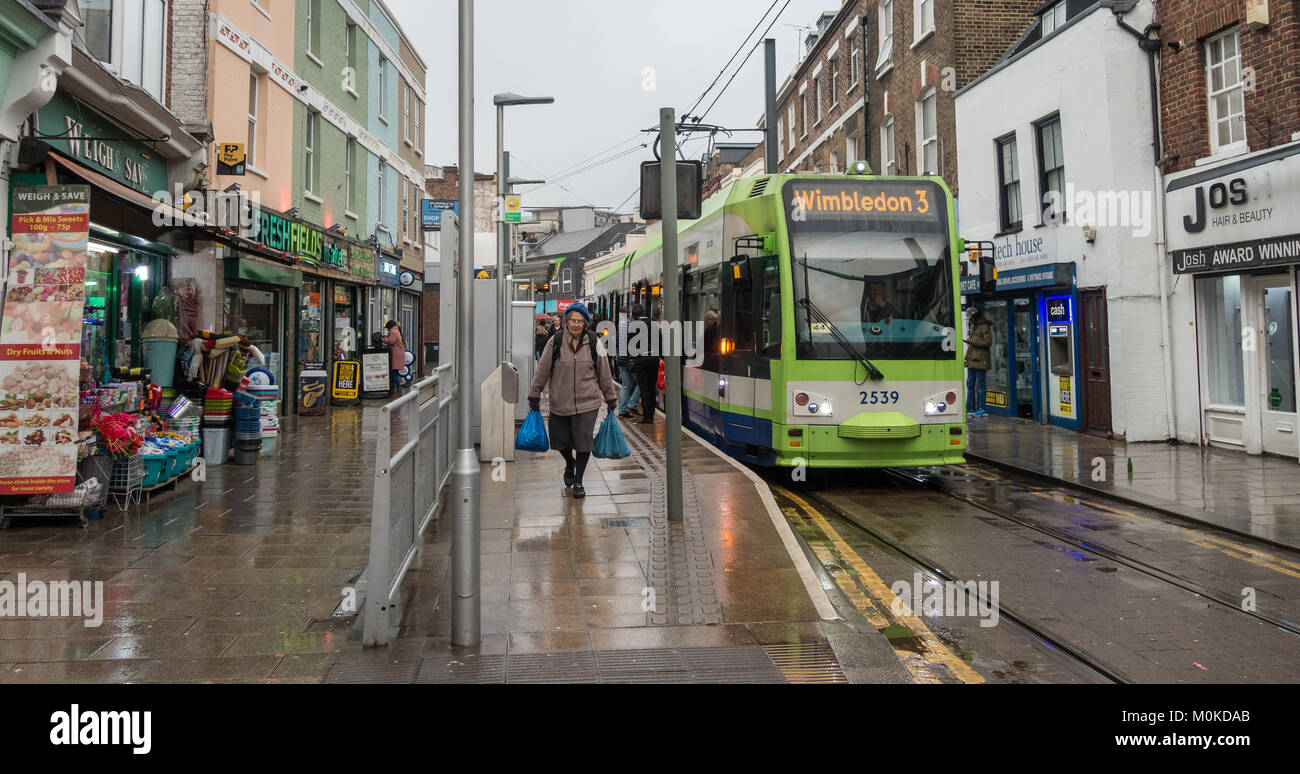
[775, 486, 985, 685]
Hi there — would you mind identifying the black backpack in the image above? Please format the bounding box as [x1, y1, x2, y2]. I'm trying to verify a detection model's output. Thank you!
[550, 329, 600, 374]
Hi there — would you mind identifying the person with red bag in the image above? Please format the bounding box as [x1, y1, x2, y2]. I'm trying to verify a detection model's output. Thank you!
[656, 359, 666, 391]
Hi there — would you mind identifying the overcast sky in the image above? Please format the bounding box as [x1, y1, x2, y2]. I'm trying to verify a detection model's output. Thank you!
[385, 0, 845, 211]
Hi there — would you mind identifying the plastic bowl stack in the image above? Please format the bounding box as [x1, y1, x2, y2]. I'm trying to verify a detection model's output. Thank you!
[246, 384, 280, 454]
[232, 392, 261, 465]
[204, 388, 233, 426]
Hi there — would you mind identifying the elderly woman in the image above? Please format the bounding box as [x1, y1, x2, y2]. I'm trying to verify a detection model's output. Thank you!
[529, 303, 616, 499]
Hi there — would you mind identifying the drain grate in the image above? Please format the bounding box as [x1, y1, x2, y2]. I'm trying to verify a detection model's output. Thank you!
[416, 654, 506, 684]
[680, 645, 786, 683]
[323, 661, 420, 684]
[601, 516, 651, 528]
[505, 652, 599, 683]
[763, 642, 849, 684]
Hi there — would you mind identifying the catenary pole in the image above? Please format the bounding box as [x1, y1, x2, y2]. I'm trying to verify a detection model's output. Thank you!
[765, 39, 777, 174]
[451, 0, 481, 646]
[660, 108, 683, 523]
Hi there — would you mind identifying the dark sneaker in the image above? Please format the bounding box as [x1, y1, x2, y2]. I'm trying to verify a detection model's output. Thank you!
[572, 483, 586, 499]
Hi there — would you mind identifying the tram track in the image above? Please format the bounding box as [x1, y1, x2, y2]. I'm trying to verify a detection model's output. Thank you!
[884, 466, 1300, 640]
[775, 483, 1132, 684]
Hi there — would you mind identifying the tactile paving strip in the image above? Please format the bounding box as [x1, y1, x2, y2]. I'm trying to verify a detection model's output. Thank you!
[623, 429, 719, 626]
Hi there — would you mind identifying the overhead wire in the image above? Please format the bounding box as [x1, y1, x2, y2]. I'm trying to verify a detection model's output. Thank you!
[681, 0, 782, 120]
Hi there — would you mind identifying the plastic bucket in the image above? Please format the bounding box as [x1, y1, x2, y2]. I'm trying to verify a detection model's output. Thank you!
[142, 454, 167, 487]
[233, 446, 259, 465]
[201, 428, 229, 466]
[142, 338, 179, 387]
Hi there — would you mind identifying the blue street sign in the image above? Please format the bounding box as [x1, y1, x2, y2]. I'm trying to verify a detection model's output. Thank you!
[421, 199, 458, 229]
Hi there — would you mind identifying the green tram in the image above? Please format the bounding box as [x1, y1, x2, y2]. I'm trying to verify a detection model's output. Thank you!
[592, 169, 967, 469]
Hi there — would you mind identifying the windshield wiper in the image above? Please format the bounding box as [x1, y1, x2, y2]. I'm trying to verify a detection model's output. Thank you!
[797, 297, 885, 381]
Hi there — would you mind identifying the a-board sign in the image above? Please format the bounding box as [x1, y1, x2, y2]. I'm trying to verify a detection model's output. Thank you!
[361, 350, 390, 398]
[331, 360, 361, 404]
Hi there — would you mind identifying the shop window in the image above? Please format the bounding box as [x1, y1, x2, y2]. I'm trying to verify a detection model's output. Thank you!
[225, 284, 283, 385]
[982, 300, 1010, 404]
[299, 280, 324, 369]
[1200, 275, 1245, 407]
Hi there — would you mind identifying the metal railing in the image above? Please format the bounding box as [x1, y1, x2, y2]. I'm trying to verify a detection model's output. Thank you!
[362, 364, 455, 646]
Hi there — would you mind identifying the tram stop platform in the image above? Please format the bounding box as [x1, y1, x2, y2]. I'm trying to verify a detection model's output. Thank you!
[323, 409, 910, 684]
[966, 414, 1300, 552]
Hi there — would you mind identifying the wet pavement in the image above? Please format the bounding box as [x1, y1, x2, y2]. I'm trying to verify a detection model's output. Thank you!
[966, 415, 1300, 550]
[0, 401, 905, 683]
[322, 408, 906, 684]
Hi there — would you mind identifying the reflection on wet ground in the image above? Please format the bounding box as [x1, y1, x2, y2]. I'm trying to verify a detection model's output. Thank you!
[967, 414, 1300, 550]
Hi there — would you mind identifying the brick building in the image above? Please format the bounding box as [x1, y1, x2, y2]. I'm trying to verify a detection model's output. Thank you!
[775, 0, 1039, 196]
[1161, 0, 1300, 457]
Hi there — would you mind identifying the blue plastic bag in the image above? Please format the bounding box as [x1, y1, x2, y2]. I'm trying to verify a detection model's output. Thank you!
[593, 412, 631, 459]
[515, 409, 550, 452]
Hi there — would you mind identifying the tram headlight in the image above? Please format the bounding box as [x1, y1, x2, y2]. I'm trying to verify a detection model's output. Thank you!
[925, 400, 938, 415]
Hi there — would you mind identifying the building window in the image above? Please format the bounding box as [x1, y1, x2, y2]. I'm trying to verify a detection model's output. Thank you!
[1201, 275, 1245, 407]
[914, 0, 935, 43]
[814, 77, 823, 123]
[877, 0, 893, 69]
[78, 0, 166, 102]
[996, 134, 1021, 231]
[345, 138, 354, 211]
[345, 22, 355, 72]
[917, 88, 937, 174]
[846, 135, 857, 165]
[247, 73, 259, 168]
[378, 58, 387, 120]
[1206, 29, 1246, 155]
[830, 59, 839, 107]
[801, 92, 809, 138]
[304, 111, 317, 193]
[829, 149, 839, 173]
[850, 41, 860, 86]
[788, 104, 796, 146]
[413, 98, 422, 152]
[306, 0, 321, 57]
[882, 115, 896, 175]
[402, 84, 409, 142]
[1036, 114, 1065, 223]
[378, 164, 386, 224]
[402, 181, 409, 238]
[1040, 1, 1066, 35]
[777, 118, 785, 158]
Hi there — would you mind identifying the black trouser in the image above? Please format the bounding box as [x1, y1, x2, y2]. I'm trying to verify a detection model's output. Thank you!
[631, 359, 658, 420]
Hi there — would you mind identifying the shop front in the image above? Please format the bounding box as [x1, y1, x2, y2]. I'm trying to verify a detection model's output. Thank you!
[372, 251, 401, 342]
[963, 261, 1080, 430]
[222, 255, 300, 389]
[1169, 142, 1300, 457]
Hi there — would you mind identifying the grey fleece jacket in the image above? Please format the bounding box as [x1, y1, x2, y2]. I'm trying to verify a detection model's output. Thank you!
[529, 332, 617, 416]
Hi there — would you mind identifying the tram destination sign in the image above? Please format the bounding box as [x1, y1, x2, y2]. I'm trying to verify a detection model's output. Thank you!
[1172, 232, 1300, 274]
[785, 180, 945, 225]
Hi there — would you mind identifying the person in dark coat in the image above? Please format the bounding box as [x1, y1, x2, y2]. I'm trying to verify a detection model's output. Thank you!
[628, 305, 659, 425]
[964, 308, 993, 416]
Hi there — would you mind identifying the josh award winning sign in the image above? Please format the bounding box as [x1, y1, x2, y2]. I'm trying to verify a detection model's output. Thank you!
[0, 185, 91, 494]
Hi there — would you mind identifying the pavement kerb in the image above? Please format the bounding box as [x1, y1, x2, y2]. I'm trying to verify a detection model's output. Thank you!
[964, 451, 1300, 554]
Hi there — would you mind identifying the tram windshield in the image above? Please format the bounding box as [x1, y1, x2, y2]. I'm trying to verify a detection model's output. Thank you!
[784, 180, 956, 361]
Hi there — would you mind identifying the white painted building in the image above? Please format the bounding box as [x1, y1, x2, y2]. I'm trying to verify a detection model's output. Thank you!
[954, 0, 1169, 440]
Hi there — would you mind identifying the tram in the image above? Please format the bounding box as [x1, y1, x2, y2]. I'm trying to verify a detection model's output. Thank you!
[592, 166, 967, 469]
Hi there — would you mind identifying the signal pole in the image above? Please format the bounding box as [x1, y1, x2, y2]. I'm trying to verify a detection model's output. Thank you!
[659, 108, 683, 524]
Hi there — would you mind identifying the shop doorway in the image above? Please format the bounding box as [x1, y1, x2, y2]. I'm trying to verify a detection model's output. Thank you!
[1080, 289, 1112, 437]
[1245, 274, 1298, 457]
[979, 296, 1040, 421]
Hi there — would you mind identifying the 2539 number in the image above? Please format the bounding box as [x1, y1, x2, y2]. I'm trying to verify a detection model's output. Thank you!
[860, 390, 900, 405]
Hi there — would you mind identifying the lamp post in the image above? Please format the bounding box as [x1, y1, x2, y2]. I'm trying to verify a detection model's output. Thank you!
[494, 92, 554, 364]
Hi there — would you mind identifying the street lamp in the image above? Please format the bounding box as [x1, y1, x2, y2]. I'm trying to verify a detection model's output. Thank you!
[494, 92, 554, 364]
